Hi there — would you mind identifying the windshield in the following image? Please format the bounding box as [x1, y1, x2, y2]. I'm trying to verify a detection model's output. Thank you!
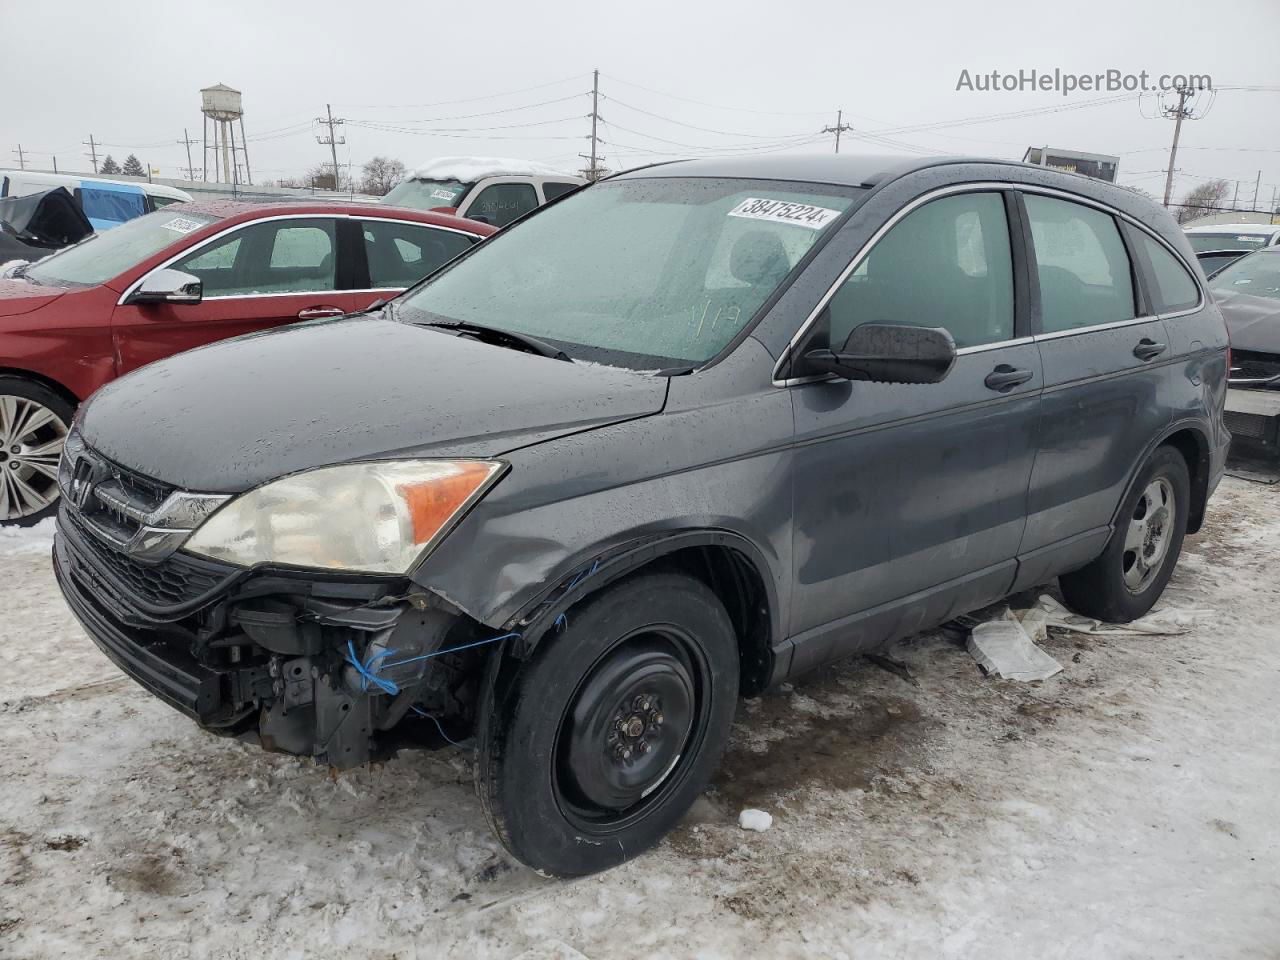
[396, 177, 859, 368]
[1209, 252, 1280, 302]
[1188, 232, 1271, 254]
[382, 178, 472, 211]
[25, 209, 218, 287]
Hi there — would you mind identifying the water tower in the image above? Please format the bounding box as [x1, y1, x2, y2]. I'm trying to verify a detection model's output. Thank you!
[201, 83, 252, 185]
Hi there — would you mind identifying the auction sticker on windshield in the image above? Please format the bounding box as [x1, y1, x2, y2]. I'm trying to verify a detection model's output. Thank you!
[160, 217, 205, 234]
[728, 197, 842, 230]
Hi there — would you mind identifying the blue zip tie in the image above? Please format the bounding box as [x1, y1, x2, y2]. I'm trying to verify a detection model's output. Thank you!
[554, 612, 568, 630]
[380, 631, 519, 671]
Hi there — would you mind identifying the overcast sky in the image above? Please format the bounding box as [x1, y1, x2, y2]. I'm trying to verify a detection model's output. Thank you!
[3, 0, 1278, 206]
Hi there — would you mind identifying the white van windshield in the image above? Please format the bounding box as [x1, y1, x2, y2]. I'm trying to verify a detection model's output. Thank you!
[382, 179, 471, 211]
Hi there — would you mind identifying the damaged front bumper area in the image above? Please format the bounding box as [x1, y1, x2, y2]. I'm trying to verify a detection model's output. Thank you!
[53, 511, 490, 769]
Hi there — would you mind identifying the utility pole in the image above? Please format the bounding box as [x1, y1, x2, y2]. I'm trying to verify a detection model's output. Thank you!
[178, 129, 198, 181]
[1253, 170, 1262, 211]
[578, 69, 604, 181]
[1161, 82, 1201, 208]
[83, 134, 99, 174]
[12, 145, 24, 170]
[315, 104, 345, 190]
[822, 109, 854, 154]
[52, 156, 57, 174]
[1231, 180, 1240, 211]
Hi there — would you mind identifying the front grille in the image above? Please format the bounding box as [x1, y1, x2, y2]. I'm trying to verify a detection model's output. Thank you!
[1229, 350, 1280, 387]
[58, 442, 239, 616]
[1224, 409, 1270, 442]
[66, 509, 230, 608]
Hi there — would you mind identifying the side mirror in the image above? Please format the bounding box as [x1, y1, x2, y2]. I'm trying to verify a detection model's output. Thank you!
[126, 268, 203, 306]
[803, 323, 956, 384]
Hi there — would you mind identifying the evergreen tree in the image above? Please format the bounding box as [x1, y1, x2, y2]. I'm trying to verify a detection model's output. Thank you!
[99, 155, 121, 175]
[121, 154, 145, 177]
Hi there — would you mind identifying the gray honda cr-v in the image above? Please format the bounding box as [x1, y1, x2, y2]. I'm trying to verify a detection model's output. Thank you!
[54, 154, 1229, 876]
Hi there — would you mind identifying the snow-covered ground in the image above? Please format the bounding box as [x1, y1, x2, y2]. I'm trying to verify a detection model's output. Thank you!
[2, 478, 1277, 960]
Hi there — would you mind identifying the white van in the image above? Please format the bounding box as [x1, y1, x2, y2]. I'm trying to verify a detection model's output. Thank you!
[382, 157, 585, 227]
[0, 170, 193, 230]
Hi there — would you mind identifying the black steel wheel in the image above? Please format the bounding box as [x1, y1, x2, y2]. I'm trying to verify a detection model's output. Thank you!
[475, 571, 739, 877]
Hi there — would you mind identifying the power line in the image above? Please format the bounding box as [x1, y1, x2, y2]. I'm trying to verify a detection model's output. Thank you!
[601, 72, 831, 118]
[334, 72, 589, 110]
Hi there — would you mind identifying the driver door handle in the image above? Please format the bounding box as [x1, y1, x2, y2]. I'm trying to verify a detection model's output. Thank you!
[297, 305, 346, 320]
[1133, 338, 1167, 361]
[984, 364, 1034, 392]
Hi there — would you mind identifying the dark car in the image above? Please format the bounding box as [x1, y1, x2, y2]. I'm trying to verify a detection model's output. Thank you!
[1209, 247, 1280, 451]
[0, 200, 493, 526]
[53, 155, 1229, 877]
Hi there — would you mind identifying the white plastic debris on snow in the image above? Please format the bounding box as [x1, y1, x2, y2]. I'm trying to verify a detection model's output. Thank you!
[408, 156, 573, 182]
[738, 808, 773, 832]
[967, 611, 1064, 682]
[968, 594, 1208, 681]
[0, 516, 56, 556]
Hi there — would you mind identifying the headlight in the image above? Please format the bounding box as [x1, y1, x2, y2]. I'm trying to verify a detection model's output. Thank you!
[183, 459, 503, 574]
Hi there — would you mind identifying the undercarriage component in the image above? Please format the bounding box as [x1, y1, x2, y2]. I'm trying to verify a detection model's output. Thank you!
[55, 521, 489, 769]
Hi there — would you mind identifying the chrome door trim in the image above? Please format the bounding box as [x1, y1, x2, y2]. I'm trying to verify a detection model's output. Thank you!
[117, 214, 481, 307]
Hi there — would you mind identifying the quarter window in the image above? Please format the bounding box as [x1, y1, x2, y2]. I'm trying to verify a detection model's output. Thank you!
[825, 192, 1015, 350]
[1135, 231, 1200, 313]
[171, 218, 337, 296]
[467, 182, 538, 227]
[1024, 195, 1135, 332]
[361, 220, 474, 289]
[541, 182, 579, 202]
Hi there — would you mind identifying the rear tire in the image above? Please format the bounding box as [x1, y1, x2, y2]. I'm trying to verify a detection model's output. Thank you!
[475, 571, 739, 877]
[1059, 445, 1190, 622]
[0, 377, 73, 527]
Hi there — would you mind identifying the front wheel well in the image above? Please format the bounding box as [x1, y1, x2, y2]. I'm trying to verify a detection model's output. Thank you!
[0, 367, 80, 409]
[1161, 428, 1210, 534]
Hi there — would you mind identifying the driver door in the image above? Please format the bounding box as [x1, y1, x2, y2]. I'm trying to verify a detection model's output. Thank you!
[111, 216, 364, 375]
[786, 188, 1042, 673]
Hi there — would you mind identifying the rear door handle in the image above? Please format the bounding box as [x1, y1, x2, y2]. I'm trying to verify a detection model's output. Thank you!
[984, 365, 1034, 392]
[297, 305, 346, 319]
[1133, 338, 1167, 361]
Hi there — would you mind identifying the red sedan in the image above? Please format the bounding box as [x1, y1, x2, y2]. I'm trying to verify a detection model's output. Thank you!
[0, 200, 494, 525]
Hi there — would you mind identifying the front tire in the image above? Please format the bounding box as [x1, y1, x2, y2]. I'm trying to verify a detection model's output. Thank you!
[1059, 445, 1190, 622]
[0, 377, 73, 527]
[475, 571, 739, 877]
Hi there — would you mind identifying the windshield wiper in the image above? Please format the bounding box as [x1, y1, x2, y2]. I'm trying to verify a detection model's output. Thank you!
[419, 320, 572, 362]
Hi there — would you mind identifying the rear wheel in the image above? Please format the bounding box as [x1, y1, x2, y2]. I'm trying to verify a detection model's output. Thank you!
[475, 571, 739, 876]
[1059, 445, 1190, 622]
[0, 377, 73, 527]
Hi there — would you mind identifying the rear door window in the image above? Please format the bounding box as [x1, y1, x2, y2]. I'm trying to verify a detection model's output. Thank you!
[1024, 195, 1135, 332]
[467, 182, 538, 227]
[824, 191, 1015, 349]
[361, 220, 474, 289]
[1134, 231, 1200, 313]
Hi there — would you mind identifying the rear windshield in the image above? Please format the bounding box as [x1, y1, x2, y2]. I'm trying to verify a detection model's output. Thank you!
[1188, 232, 1271, 253]
[397, 177, 860, 368]
[382, 178, 472, 211]
[24, 209, 218, 287]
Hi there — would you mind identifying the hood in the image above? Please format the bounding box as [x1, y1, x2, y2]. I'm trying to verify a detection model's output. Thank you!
[0, 277, 67, 317]
[79, 315, 668, 493]
[1216, 292, 1280, 355]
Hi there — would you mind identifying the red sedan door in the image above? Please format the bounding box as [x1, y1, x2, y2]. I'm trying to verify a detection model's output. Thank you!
[110, 215, 366, 375]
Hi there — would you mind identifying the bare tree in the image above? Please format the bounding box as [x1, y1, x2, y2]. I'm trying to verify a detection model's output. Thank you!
[360, 157, 406, 196]
[1175, 179, 1231, 224]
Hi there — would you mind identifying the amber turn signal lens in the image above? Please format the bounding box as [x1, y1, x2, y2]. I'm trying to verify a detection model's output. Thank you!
[397, 461, 500, 545]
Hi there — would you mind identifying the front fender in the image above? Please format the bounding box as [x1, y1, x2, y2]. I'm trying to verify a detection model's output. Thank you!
[410, 350, 795, 646]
